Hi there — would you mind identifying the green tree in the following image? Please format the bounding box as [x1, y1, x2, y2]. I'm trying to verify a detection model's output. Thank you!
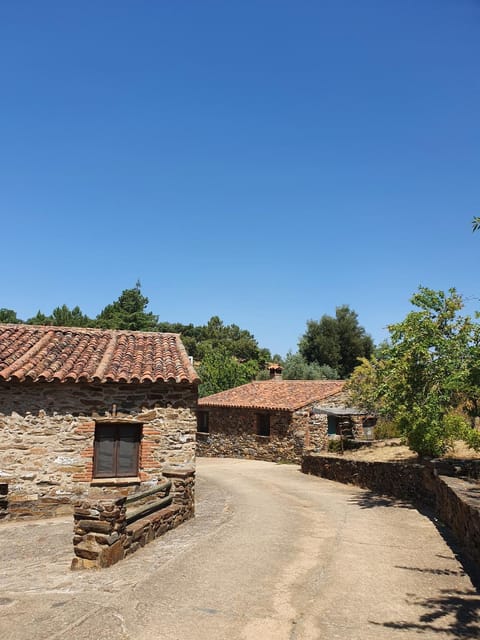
[0, 308, 22, 324]
[282, 352, 338, 380]
[96, 282, 158, 331]
[197, 316, 269, 362]
[26, 310, 52, 325]
[51, 304, 92, 327]
[198, 347, 259, 397]
[473, 217, 480, 231]
[299, 305, 373, 378]
[348, 287, 480, 457]
[25, 305, 93, 327]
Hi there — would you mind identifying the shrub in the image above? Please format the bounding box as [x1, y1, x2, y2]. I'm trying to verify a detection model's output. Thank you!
[374, 419, 402, 440]
[328, 437, 343, 453]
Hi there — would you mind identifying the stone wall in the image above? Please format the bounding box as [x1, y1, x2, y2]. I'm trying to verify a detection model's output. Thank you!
[0, 380, 197, 519]
[71, 468, 195, 569]
[196, 408, 295, 462]
[434, 475, 480, 568]
[301, 455, 435, 506]
[302, 454, 480, 571]
[195, 403, 331, 463]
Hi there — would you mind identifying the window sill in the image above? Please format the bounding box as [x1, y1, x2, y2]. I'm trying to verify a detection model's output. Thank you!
[90, 477, 141, 487]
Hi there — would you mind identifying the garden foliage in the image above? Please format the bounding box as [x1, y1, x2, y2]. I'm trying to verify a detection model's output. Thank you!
[348, 287, 480, 457]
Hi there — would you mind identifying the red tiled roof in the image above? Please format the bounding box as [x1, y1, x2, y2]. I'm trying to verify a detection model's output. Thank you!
[198, 380, 345, 412]
[0, 324, 199, 384]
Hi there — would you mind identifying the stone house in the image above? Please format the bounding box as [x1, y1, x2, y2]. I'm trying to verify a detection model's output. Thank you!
[196, 379, 366, 462]
[0, 324, 199, 519]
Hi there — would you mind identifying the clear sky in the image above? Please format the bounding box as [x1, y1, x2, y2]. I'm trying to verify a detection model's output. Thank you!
[1, 0, 479, 357]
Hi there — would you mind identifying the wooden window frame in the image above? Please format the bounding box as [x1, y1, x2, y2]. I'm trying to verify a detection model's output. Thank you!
[93, 423, 142, 479]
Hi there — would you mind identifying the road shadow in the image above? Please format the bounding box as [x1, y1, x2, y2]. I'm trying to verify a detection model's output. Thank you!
[348, 491, 416, 510]
[395, 564, 466, 578]
[371, 588, 480, 638]
[348, 490, 480, 637]
[350, 490, 480, 585]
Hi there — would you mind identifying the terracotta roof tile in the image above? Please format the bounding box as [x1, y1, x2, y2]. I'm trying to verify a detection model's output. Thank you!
[198, 380, 345, 412]
[0, 324, 199, 385]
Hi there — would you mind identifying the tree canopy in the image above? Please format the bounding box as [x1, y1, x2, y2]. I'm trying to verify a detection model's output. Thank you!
[348, 287, 480, 457]
[95, 282, 158, 331]
[281, 352, 338, 380]
[197, 347, 259, 397]
[299, 305, 373, 378]
[0, 308, 21, 324]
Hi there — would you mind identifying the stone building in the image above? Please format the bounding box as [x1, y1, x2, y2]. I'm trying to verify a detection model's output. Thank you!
[0, 324, 199, 519]
[196, 379, 365, 462]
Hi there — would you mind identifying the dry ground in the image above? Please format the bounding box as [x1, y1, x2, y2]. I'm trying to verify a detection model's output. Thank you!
[323, 438, 480, 463]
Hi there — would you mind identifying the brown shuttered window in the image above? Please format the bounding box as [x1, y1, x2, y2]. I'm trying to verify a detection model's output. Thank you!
[94, 423, 141, 478]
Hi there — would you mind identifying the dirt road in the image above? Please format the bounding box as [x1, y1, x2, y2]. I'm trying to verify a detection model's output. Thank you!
[1, 458, 479, 639]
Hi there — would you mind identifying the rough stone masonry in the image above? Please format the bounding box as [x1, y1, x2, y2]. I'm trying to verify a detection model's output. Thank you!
[0, 380, 197, 519]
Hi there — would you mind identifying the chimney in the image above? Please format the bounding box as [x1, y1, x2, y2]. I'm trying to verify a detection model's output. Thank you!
[268, 362, 283, 380]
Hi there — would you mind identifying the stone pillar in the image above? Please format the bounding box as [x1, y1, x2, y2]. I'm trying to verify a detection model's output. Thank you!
[163, 467, 195, 518]
[71, 495, 127, 570]
[0, 481, 8, 519]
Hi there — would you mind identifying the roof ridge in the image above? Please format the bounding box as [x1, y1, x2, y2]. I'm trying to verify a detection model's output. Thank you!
[0, 323, 181, 338]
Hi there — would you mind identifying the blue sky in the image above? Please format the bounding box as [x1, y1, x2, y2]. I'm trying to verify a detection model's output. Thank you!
[1, 0, 479, 357]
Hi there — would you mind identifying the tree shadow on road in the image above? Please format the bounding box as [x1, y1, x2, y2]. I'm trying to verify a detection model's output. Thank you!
[395, 564, 466, 578]
[348, 491, 480, 637]
[371, 588, 480, 638]
[348, 491, 417, 510]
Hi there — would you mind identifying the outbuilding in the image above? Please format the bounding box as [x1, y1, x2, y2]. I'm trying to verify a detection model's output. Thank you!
[0, 324, 199, 519]
[196, 379, 364, 462]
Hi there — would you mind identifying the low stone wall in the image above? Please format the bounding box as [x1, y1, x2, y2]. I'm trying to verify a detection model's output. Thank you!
[72, 468, 195, 569]
[430, 458, 480, 480]
[302, 454, 480, 570]
[435, 475, 480, 568]
[301, 455, 435, 506]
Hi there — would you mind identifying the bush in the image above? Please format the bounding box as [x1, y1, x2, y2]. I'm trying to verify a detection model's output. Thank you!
[328, 437, 343, 453]
[374, 419, 402, 440]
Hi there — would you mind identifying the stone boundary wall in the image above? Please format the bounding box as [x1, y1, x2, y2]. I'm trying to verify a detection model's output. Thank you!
[435, 475, 480, 568]
[302, 454, 480, 570]
[301, 456, 436, 505]
[431, 458, 480, 480]
[72, 468, 195, 569]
